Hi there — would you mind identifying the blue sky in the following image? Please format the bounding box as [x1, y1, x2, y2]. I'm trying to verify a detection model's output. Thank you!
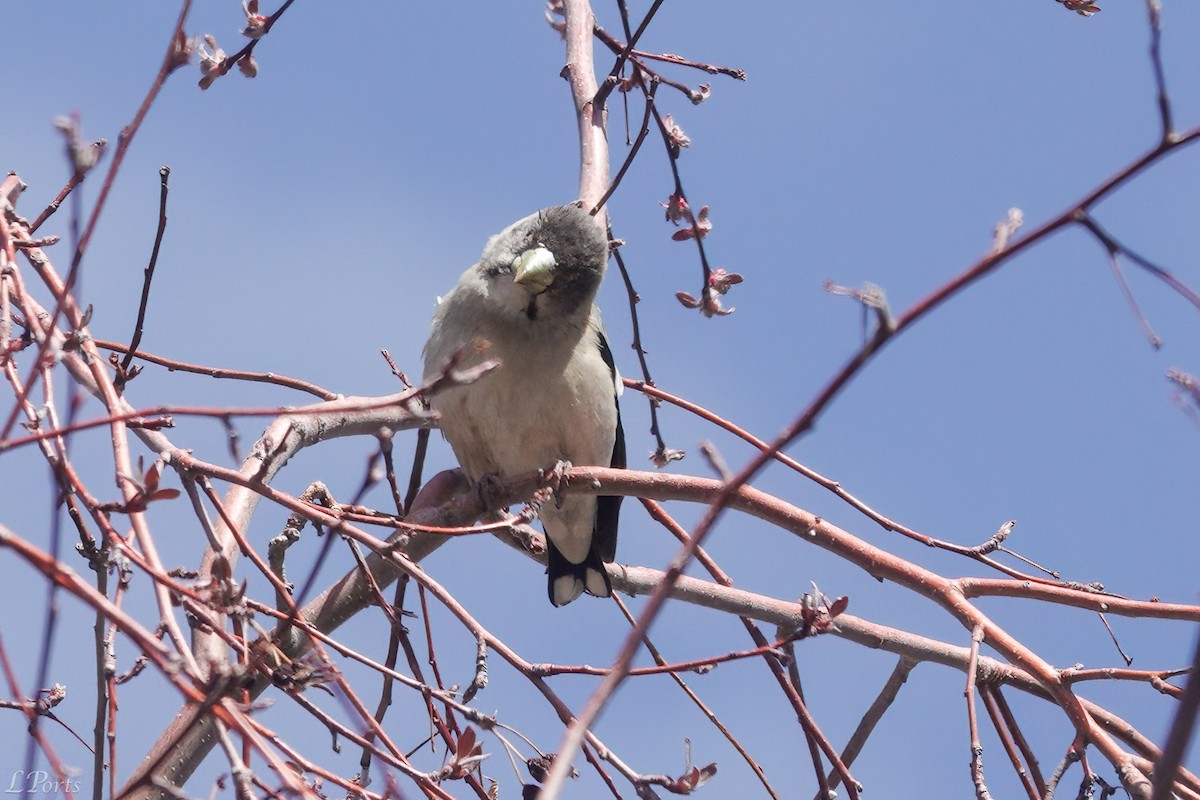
[3, 2, 1199, 798]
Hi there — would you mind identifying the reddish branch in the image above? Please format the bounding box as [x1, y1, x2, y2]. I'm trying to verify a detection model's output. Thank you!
[94, 339, 338, 399]
[562, 0, 610, 217]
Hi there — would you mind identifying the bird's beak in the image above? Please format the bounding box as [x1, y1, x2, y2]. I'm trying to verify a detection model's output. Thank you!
[512, 246, 557, 294]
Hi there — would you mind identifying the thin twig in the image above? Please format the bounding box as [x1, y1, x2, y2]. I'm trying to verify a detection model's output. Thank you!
[818, 657, 916, 799]
[979, 686, 1039, 800]
[965, 625, 993, 800]
[1076, 213, 1200, 313]
[28, 175, 84, 234]
[1145, 0, 1173, 143]
[609, 234, 673, 462]
[116, 166, 172, 390]
[403, 429, 430, 518]
[990, 688, 1046, 796]
[593, 0, 666, 107]
[90, 539, 111, 800]
[94, 339, 337, 399]
[648, 102, 715, 307]
[592, 78, 658, 214]
[783, 638, 829, 796]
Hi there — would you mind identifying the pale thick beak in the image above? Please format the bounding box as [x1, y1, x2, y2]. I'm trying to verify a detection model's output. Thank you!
[512, 246, 557, 294]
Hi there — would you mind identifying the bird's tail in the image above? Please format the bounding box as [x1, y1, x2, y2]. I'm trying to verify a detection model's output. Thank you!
[547, 541, 612, 607]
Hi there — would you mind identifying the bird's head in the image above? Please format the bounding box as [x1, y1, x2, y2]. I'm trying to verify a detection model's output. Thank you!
[477, 203, 609, 322]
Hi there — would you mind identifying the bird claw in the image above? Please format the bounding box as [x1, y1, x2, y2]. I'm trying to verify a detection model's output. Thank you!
[545, 460, 573, 487]
[541, 460, 573, 509]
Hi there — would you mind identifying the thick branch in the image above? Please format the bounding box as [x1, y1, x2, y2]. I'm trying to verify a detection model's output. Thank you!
[562, 0, 610, 218]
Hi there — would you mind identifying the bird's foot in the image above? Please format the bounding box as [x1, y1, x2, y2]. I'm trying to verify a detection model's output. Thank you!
[475, 473, 506, 513]
[541, 460, 573, 510]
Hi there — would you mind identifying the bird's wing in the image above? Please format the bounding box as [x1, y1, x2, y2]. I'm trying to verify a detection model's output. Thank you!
[593, 323, 625, 564]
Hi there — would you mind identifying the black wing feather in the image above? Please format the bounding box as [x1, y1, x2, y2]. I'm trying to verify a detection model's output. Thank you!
[593, 328, 625, 564]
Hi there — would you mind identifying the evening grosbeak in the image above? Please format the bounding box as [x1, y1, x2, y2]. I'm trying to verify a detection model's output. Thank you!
[422, 203, 626, 606]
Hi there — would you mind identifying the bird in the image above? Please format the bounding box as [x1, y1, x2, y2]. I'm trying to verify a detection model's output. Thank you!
[422, 203, 626, 606]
